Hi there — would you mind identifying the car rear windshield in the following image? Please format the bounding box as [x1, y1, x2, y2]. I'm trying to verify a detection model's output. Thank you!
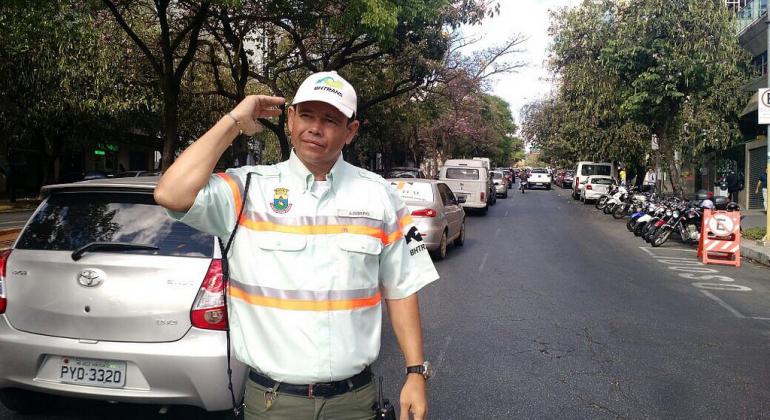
[490, 172, 503, 179]
[390, 181, 434, 202]
[531, 169, 548, 173]
[591, 178, 614, 185]
[445, 168, 479, 180]
[581, 165, 611, 176]
[15, 191, 213, 257]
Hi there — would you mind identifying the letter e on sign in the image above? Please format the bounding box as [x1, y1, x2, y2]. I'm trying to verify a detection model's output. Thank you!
[707, 214, 734, 237]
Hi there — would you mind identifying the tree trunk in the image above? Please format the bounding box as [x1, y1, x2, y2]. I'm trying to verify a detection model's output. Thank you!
[659, 132, 682, 194]
[160, 85, 179, 171]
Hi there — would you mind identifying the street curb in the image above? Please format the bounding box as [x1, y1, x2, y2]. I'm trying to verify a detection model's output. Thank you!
[741, 242, 770, 268]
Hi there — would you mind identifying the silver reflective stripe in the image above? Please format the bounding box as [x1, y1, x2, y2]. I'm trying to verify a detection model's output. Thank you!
[230, 279, 379, 300]
[242, 211, 385, 230]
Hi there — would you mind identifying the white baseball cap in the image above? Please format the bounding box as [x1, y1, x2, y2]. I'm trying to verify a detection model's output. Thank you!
[291, 71, 357, 118]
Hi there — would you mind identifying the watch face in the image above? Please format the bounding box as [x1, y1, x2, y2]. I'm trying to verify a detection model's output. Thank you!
[423, 361, 433, 379]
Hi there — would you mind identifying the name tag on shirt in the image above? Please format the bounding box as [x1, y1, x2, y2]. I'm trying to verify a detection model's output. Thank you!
[337, 209, 381, 220]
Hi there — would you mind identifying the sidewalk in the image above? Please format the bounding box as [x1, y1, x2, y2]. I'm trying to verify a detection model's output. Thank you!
[740, 209, 770, 267]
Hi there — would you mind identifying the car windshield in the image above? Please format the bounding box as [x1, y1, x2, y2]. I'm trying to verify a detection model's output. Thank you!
[390, 181, 434, 202]
[15, 191, 213, 257]
[490, 172, 503, 179]
[581, 165, 612, 176]
[445, 168, 479, 180]
[531, 169, 548, 173]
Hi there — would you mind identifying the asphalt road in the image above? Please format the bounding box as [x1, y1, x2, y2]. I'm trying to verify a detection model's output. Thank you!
[3, 186, 770, 419]
[0, 211, 33, 232]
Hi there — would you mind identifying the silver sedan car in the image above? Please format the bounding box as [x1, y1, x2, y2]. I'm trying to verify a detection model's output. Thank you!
[0, 177, 246, 415]
[388, 179, 466, 260]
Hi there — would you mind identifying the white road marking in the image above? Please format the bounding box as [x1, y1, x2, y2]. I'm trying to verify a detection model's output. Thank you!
[638, 247, 656, 257]
[478, 253, 488, 273]
[505, 210, 509, 217]
[495, 228, 501, 237]
[700, 290, 745, 318]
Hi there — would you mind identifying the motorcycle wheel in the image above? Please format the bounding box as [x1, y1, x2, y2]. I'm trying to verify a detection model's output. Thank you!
[634, 222, 647, 236]
[644, 226, 659, 243]
[595, 196, 608, 210]
[626, 218, 637, 232]
[612, 206, 627, 219]
[651, 226, 673, 247]
[603, 203, 614, 214]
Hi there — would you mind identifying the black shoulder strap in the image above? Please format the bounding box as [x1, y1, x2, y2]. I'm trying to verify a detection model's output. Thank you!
[217, 172, 253, 417]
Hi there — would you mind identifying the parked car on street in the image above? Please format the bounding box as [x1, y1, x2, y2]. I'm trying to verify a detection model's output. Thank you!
[389, 179, 465, 259]
[561, 170, 575, 188]
[572, 161, 614, 200]
[579, 175, 615, 202]
[489, 170, 509, 198]
[0, 177, 246, 415]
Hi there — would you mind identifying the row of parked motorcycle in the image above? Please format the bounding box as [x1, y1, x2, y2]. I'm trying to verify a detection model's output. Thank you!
[592, 185, 740, 248]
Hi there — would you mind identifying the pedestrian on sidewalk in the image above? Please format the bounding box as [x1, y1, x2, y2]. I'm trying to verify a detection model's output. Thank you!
[726, 170, 744, 203]
[756, 171, 767, 212]
[619, 167, 627, 187]
[154, 71, 437, 420]
[644, 168, 656, 193]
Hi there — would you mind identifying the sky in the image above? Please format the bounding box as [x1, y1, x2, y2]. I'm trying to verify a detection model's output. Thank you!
[460, 0, 582, 126]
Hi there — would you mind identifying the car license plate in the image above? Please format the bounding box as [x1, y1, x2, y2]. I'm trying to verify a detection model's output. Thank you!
[58, 357, 126, 388]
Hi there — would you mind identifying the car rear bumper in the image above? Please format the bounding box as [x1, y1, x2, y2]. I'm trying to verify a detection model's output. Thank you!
[583, 190, 604, 200]
[459, 201, 486, 209]
[0, 317, 246, 411]
[412, 219, 445, 251]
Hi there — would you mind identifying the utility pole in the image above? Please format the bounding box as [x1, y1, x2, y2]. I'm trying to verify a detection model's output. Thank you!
[765, 14, 770, 241]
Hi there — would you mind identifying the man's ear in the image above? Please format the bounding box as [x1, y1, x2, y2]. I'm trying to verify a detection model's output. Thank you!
[345, 120, 360, 145]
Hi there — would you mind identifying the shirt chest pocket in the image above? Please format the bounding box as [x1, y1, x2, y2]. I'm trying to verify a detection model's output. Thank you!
[335, 234, 382, 287]
[337, 234, 383, 255]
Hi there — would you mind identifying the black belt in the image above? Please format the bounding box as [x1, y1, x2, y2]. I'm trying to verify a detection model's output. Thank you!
[248, 367, 372, 398]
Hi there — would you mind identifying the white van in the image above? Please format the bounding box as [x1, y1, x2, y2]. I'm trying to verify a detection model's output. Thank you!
[440, 159, 492, 213]
[572, 161, 615, 200]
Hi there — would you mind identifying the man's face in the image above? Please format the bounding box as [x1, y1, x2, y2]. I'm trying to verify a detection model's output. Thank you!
[287, 101, 359, 171]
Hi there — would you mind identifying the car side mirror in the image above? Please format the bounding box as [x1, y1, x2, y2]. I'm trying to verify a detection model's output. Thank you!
[456, 196, 466, 204]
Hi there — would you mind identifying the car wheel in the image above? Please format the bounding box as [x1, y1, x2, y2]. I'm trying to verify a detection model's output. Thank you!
[431, 230, 448, 260]
[454, 220, 465, 246]
[0, 389, 51, 414]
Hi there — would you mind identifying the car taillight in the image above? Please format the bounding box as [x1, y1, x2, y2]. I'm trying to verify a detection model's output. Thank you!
[191, 259, 227, 330]
[0, 249, 10, 314]
[411, 208, 437, 217]
[575, 176, 579, 189]
[480, 192, 485, 201]
[586, 185, 592, 190]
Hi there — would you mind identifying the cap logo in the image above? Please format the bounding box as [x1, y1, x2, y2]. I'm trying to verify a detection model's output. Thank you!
[314, 77, 344, 97]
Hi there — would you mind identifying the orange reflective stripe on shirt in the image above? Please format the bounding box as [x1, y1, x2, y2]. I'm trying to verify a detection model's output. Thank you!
[216, 173, 243, 219]
[229, 284, 382, 311]
[239, 213, 413, 246]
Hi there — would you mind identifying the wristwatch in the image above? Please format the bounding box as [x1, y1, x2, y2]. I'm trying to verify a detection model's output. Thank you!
[405, 361, 433, 380]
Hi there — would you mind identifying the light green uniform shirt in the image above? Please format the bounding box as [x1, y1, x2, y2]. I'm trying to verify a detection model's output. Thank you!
[169, 151, 438, 383]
